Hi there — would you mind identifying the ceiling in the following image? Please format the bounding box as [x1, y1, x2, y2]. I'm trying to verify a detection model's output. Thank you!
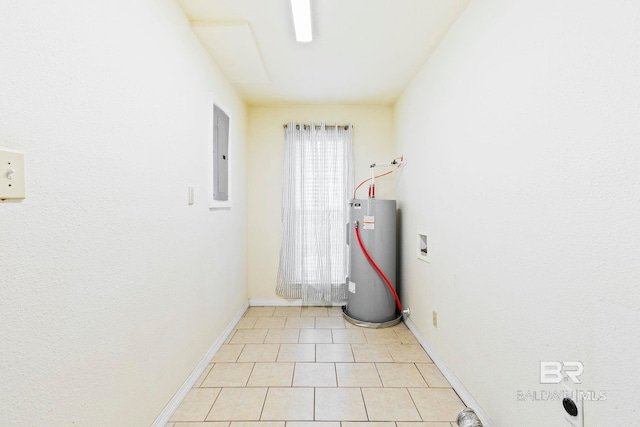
[176, 0, 470, 105]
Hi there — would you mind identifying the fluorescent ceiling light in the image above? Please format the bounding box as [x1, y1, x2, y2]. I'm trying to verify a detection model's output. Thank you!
[290, 0, 312, 42]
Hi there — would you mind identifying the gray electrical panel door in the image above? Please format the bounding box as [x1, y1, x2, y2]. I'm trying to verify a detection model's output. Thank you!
[213, 105, 229, 201]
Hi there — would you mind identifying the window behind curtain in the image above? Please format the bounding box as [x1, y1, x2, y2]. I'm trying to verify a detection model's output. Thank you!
[277, 123, 353, 304]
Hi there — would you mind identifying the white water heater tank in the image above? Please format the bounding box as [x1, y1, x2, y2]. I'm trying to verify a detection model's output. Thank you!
[345, 198, 398, 324]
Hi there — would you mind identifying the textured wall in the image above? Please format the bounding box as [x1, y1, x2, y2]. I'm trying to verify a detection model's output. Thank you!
[0, 1, 247, 425]
[395, 0, 640, 425]
[246, 105, 396, 300]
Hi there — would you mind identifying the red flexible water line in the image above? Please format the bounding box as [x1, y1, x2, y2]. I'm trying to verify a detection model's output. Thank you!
[354, 223, 403, 312]
[353, 168, 397, 199]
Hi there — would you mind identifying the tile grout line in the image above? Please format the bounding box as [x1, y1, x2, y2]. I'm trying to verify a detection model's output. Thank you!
[202, 386, 223, 423]
[235, 344, 245, 362]
[258, 386, 268, 421]
[374, 360, 384, 387]
[406, 386, 424, 422]
[246, 361, 257, 387]
[414, 361, 433, 388]
[359, 387, 370, 421]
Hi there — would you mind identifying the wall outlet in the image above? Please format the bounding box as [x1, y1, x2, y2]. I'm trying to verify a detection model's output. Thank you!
[562, 383, 584, 427]
[432, 310, 438, 328]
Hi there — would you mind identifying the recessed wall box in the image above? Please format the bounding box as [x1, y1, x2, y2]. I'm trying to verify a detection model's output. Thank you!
[417, 231, 429, 262]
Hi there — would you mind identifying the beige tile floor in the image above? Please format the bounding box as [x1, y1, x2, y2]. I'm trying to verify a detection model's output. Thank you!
[166, 306, 465, 427]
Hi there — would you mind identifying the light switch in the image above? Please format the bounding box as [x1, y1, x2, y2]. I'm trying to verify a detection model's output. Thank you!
[0, 150, 25, 200]
[188, 187, 194, 205]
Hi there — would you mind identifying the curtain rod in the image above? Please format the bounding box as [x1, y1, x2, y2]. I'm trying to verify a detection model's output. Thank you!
[283, 123, 352, 130]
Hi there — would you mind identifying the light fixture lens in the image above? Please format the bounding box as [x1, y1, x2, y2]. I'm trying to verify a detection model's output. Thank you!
[290, 0, 312, 42]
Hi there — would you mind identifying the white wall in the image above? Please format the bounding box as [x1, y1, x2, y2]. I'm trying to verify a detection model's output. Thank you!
[247, 105, 396, 300]
[395, 0, 640, 425]
[0, 1, 247, 425]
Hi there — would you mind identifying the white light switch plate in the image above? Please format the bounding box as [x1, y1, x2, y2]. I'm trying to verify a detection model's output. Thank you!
[188, 187, 194, 205]
[0, 150, 25, 200]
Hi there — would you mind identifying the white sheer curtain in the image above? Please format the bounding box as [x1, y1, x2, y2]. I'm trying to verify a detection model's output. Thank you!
[276, 123, 354, 304]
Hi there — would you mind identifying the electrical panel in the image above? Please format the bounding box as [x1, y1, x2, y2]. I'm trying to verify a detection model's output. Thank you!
[213, 105, 229, 201]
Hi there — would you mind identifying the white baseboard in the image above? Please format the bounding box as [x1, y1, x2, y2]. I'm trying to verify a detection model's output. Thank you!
[151, 301, 249, 427]
[404, 317, 496, 427]
[249, 298, 345, 307]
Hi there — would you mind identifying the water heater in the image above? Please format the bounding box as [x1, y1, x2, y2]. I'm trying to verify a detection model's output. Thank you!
[344, 198, 400, 326]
